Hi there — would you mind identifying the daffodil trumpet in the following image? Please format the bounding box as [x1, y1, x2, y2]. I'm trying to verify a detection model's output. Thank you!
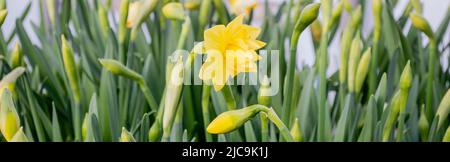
[207, 104, 294, 142]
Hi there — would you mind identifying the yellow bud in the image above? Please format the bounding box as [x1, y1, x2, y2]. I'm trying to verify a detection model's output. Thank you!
[399, 61, 412, 90]
[126, 1, 139, 29]
[184, 0, 201, 10]
[373, 0, 382, 27]
[290, 118, 303, 142]
[0, 89, 20, 142]
[207, 105, 262, 134]
[410, 0, 422, 14]
[10, 127, 29, 142]
[355, 48, 371, 94]
[410, 12, 434, 39]
[10, 42, 23, 68]
[0, 9, 7, 26]
[163, 2, 185, 21]
[436, 89, 450, 129]
[119, 127, 136, 142]
[99, 59, 143, 82]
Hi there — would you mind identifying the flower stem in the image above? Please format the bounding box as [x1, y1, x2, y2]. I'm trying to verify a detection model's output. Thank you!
[222, 85, 237, 110]
[202, 85, 213, 142]
[426, 39, 437, 120]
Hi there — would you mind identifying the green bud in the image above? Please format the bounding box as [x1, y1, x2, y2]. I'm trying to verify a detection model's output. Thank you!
[207, 105, 263, 134]
[10, 42, 23, 68]
[293, 3, 321, 34]
[436, 89, 450, 129]
[444, 125, 450, 142]
[258, 76, 271, 106]
[99, 59, 143, 82]
[61, 35, 81, 102]
[418, 106, 429, 141]
[148, 120, 162, 142]
[399, 61, 412, 90]
[290, 118, 303, 142]
[375, 73, 387, 104]
[0, 9, 7, 26]
[347, 33, 361, 93]
[410, 12, 434, 39]
[0, 89, 20, 142]
[119, 127, 136, 142]
[10, 127, 29, 142]
[355, 48, 371, 94]
[162, 2, 185, 21]
[81, 113, 88, 141]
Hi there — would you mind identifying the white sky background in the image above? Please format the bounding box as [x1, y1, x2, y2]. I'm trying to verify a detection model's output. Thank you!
[2, 0, 449, 75]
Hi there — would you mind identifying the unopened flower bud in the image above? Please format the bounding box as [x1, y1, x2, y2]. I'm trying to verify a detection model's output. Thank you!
[355, 48, 371, 94]
[410, 12, 434, 39]
[207, 105, 262, 134]
[399, 61, 412, 90]
[293, 3, 321, 34]
[119, 127, 136, 142]
[163, 2, 185, 21]
[290, 118, 303, 142]
[258, 76, 271, 106]
[99, 59, 143, 82]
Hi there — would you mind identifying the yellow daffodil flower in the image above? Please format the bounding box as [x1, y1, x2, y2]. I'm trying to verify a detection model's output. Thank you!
[200, 15, 266, 91]
[229, 0, 257, 15]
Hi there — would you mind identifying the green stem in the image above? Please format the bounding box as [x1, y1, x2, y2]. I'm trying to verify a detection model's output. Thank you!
[425, 39, 437, 121]
[283, 30, 300, 127]
[202, 85, 213, 142]
[260, 114, 269, 142]
[396, 112, 406, 142]
[222, 85, 237, 110]
[137, 78, 159, 113]
[318, 30, 329, 142]
[261, 107, 294, 142]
